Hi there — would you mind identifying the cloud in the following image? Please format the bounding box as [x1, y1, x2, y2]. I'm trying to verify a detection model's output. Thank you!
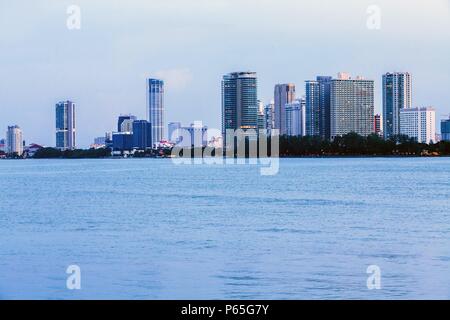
[153, 68, 193, 91]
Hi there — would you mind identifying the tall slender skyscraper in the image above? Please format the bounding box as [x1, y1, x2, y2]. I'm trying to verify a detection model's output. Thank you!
[382, 72, 412, 139]
[330, 73, 375, 138]
[221, 72, 258, 137]
[56, 101, 76, 150]
[274, 84, 296, 135]
[305, 80, 320, 137]
[305, 76, 332, 139]
[6, 125, 23, 155]
[147, 79, 165, 145]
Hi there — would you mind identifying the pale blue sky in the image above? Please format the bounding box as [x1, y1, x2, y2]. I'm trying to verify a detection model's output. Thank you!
[1, 0, 449, 147]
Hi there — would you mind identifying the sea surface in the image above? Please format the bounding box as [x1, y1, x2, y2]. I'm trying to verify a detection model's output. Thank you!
[0, 158, 449, 300]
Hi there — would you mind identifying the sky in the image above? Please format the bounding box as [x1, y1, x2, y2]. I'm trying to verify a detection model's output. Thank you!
[0, 0, 449, 147]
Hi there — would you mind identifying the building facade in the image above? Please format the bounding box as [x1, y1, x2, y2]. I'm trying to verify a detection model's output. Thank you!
[6, 125, 23, 155]
[330, 74, 375, 138]
[147, 79, 165, 145]
[55, 101, 76, 150]
[274, 84, 296, 135]
[285, 98, 306, 137]
[221, 72, 258, 137]
[264, 101, 275, 132]
[400, 107, 436, 143]
[382, 72, 412, 139]
[374, 114, 382, 136]
[305, 80, 320, 137]
[441, 117, 450, 141]
[118, 115, 137, 132]
[132, 120, 152, 150]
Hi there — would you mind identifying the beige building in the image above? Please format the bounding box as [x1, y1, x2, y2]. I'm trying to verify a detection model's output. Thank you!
[7, 125, 23, 155]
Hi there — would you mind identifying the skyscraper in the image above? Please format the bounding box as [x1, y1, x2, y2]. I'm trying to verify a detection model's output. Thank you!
[147, 78, 165, 145]
[6, 125, 23, 155]
[382, 72, 412, 139]
[118, 114, 137, 132]
[221, 72, 258, 137]
[55, 101, 76, 150]
[305, 76, 332, 139]
[441, 117, 450, 141]
[400, 107, 436, 143]
[132, 120, 152, 150]
[264, 101, 275, 133]
[330, 74, 375, 138]
[285, 98, 306, 137]
[274, 84, 296, 135]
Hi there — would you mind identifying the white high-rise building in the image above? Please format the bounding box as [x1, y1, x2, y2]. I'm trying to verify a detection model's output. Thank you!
[147, 79, 165, 144]
[7, 125, 23, 155]
[400, 107, 436, 143]
[330, 74, 375, 138]
[285, 98, 306, 137]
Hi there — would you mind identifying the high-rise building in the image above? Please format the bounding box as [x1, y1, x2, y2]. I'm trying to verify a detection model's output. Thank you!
[441, 117, 450, 141]
[221, 72, 258, 137]
[305, 80, 320, 137]
[257, 101, 265, 130]
[112, 132, 133, 152]
[55, 101, 76, 150]
[118, 114, 137, 132]
[264, 101, 275, 132]
[400, 107, 436, 143]
[285, 98, 306, 137]
[374, 114, 382, 136]
[6, 125, 23, 155]
[305, 76, 332, 139]
[168, 122, 182, 143]
[382, 72, 412, 139]
[330, 74, 375, 138]
[274, 84, 296, 135]
[147, 78, 165, 145]
[132, 120, 152, 150]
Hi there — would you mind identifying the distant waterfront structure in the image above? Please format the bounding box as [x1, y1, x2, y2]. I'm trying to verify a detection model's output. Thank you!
[264, 101, 275, 132]
[382, 72, 412, 139]
[112, 132, 133, 153]
[285, 98, 306, 137]
[330, 73, 375, 138]
[118, 114, 137, 132]
[274, 84, 296, 135]
[55, 101, 76, 150]
[441, 117, 450, 141]
[221, 72, 258, 138]
[132, 120, 152, 150]
[168, 122, 182, 143]
[257, 101, 265, 130]
[0, 138, 5, 152]
[6, 125, 23, 155]
[400, 107, 436, 143]
[374, 114, 382, 136]
[147, 78, 165, 145]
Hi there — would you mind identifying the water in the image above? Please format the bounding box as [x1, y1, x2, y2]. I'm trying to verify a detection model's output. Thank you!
[0, 158, 449, 300]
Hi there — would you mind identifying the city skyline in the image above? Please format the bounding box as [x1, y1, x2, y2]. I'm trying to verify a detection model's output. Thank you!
[1, 1, 449, 147]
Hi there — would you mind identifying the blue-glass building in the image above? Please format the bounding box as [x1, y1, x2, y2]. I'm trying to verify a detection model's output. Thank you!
[147, 79, 164, 145]
[305, 76, 332, 139]
[112, 132, 133, 151]
[132, 120, 152, 150]
[442, 118, 450, 141]
[221, 72, 258, 136]
[55, 101, 76, 150]
[117, 115, 137, 132]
